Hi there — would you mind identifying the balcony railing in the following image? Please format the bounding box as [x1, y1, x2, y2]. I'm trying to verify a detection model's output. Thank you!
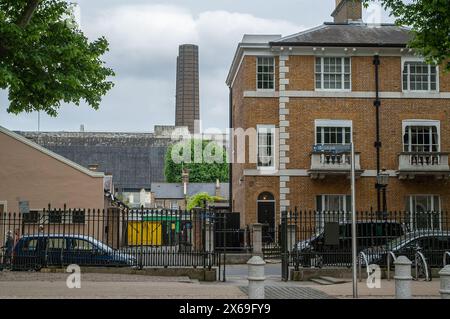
[309, 151, 362, 179]
[397, 152, 450, 179]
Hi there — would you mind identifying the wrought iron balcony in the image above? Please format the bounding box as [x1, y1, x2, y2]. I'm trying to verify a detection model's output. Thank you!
[308, 150, 362, 179]
[397, 152, 450, 180]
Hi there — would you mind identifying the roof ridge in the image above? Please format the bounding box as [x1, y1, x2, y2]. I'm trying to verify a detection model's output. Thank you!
[275, 24, 327, 43]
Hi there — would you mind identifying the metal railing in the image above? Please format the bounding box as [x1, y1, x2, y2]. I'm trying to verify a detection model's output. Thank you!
[415, 250, 431, 281]
[279, 209, 450, 270]
[358, 251, 370, 282]
[0, 207, 225, 272]
[387, 251, 397, 281]
[444, 251, 450, 267]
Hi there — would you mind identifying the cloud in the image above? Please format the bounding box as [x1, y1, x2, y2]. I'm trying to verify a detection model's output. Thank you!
[87, 5, 303, 76]
[82, 4, 304, 131]
[1, 4, 304, 132]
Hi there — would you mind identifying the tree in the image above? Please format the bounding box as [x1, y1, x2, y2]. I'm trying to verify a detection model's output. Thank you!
[362, 0, 450, 70]
[0, 0, 114, 116]
[164, 139, 229, 183]
[187, 192, 223, 210]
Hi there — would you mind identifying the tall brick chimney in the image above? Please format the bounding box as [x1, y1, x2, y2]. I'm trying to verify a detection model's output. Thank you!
[331, 0, 363, 23]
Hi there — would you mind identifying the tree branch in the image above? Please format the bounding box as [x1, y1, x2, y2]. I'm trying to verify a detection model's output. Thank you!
[16, 0, 42, 28]
[0, 0, 42, 59]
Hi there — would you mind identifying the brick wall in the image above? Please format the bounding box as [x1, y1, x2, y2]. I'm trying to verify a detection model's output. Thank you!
[231, 52, 450, 227]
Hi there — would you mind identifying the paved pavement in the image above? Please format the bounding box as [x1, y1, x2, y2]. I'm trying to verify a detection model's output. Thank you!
[313, 280, 441, 299]
[239, 286, 335, 299]
[0, 268, 442, 299]
[0, 271, 246, 299]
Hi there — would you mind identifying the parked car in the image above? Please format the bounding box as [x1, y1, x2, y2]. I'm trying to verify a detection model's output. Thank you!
[293, 220, 407, 267]
[12, 234, 136, 270]
[362, 230, 450, 268]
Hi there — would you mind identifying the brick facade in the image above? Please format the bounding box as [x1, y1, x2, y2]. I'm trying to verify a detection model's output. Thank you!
[228, 36, 450, 229]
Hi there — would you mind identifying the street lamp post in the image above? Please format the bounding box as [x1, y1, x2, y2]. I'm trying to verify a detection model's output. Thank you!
[351, 138, 357, 298]
[376, 169, 389, 215]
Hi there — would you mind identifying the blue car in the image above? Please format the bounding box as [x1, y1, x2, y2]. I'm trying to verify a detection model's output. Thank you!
[12, 234, 136, 270]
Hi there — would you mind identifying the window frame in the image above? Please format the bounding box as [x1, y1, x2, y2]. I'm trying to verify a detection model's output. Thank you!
[72, 210, 86, 224]
[23, 210, 40, 224]
[0, 200, 7, 214]
[402, 120, 440, 153]
[401, 58, 439, 93]
[256, 56, 276, 92]
[315, 56, 352, 92]
[315, 194, 352, 230]
[314, 120, 353, 146]
[256, 124, 276, 170]
[406, 194, 442, 230]
[68, 238, 95, 251]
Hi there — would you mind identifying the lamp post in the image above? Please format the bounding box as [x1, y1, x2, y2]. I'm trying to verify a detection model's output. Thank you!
[351, 140, 357, 298]
[376, 169, 389, 216]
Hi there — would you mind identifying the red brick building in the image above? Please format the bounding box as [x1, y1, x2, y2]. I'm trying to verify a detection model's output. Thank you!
[226, 0, 450, 235]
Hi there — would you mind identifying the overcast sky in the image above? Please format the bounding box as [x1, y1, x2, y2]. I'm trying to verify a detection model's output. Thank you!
[0, 0, 394, 133]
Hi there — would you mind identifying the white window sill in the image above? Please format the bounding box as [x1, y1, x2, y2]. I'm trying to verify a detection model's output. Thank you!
[256, 89, 276, 92]
[402, 90, 440, 94]
[315, 89, 352, 93]
[257, 167, 277, 173]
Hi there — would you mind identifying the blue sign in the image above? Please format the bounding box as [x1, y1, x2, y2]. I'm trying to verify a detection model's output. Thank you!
[313, 144, 351, 154]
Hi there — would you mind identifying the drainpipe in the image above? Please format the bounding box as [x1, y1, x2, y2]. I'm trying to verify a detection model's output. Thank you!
[373, 55, 382, 213]
[229, 87, 233, 214]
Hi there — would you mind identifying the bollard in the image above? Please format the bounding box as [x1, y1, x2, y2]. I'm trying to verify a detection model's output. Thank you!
[251, 224, 263, 255]
[439, 265, 450, 299]
[394, 256, 412, 299]
[247, 256, 266, 299]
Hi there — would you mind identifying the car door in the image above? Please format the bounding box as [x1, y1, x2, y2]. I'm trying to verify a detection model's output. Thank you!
[46, 237, 65, 266]
[66, 238, 98, 266]
[13, 238, 38, 269]
[20, 237, 43, 268]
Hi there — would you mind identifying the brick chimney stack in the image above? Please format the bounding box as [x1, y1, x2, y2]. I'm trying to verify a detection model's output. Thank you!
[331, 0, 363, 23]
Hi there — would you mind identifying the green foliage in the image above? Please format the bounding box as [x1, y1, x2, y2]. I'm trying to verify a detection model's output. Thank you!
[187, 192, 223, 211]
[0, 0, 114, 116]
[362, 0, 450, 71]
[164, 139, 229, 183]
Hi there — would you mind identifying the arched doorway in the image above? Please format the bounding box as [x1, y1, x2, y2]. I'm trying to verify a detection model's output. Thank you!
[257, 192, 275, 244]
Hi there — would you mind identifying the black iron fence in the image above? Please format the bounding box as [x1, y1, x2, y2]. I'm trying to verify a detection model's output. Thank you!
[215, 226, 252, 252]
[0, 207, 225, 272]
[278, 209, 450, 272]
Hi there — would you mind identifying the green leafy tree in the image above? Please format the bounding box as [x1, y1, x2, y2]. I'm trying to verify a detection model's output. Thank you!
[362, 0, 450, 70]
[0, 0, 114, 116]
[164, 139, 229, 183]
[187, 192, 223, 210]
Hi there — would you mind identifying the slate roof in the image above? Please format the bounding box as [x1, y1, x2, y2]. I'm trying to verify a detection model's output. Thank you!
[271, 23, 412, 47]
[1, 126, 104, 178]
[17, 131, 174, 191]
[151, 183, 230, 200]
